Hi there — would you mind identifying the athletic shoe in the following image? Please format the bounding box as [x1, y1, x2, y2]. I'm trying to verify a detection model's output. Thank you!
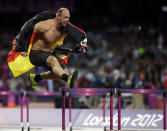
[29, 74, 37, 91]
[67, 70, 78, 88]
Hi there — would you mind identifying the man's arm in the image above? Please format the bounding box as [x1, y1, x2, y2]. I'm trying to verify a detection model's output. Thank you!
[62, 22, 89, 53]
[33, 20, 49, 34]
[62, 22, 86, 42]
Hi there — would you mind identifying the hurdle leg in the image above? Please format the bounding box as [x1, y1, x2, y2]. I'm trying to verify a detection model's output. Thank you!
[69, 94, 72, 131]
[20, 92, 24, 131]
[103, 94, 106, 131]
[163, 92, 166, 130]
[26, 93, 30, 131]
[62, 89, 66, 131]
[110, 91, 113, 131]
[118, 91, 121, 131]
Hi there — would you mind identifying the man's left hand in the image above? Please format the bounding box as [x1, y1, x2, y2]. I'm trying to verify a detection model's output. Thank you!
[82, 42, 89, 52]
[20, 52, 28, 57]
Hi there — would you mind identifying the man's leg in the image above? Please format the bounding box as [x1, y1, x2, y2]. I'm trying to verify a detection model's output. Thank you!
[40, 68, 69, 79]
[30, 55, 78, 89]
[47, 55, 66, 77]
[46, 56, 78, 88]
[29, 71, 62, 90]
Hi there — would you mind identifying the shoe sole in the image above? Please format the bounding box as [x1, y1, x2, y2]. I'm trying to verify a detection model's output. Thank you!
[70, 70, 78, 88]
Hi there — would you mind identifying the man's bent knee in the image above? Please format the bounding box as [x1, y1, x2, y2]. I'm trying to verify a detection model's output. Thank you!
[46, 55, 60, 67]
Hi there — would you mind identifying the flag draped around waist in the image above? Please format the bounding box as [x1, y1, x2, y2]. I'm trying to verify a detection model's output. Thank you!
[7, 34, 35, 77]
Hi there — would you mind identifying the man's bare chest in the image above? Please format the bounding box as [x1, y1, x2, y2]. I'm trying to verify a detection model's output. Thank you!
[43, 28, 64, 44]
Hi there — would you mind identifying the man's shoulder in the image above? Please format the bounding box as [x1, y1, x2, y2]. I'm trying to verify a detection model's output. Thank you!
[35, 19, 54, 31]
[38, 18, 54, 25]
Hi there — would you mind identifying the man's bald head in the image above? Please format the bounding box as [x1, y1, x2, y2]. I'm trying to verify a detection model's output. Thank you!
[56, 8, 69, 17]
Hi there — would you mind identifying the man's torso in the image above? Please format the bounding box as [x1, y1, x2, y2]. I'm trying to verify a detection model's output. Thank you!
[32, 19, 65, 52]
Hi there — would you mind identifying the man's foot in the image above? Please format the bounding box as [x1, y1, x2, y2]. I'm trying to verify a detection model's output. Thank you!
[29, 74, 37, 91]
[67, 70, 78, 88]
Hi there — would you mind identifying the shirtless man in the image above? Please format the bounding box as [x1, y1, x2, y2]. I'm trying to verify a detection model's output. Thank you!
[9, 8, 88, 90]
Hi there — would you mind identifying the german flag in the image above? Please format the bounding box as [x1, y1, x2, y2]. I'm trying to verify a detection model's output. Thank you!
[7, 34, 35, 77]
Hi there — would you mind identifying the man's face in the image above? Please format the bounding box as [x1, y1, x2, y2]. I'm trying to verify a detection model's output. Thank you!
[58, 10, 70, 27]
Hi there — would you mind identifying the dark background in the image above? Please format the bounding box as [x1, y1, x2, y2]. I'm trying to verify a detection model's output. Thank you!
[0, 0, 166, 30]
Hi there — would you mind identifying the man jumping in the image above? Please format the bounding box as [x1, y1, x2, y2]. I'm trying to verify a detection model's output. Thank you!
[7, 8, 88, 90]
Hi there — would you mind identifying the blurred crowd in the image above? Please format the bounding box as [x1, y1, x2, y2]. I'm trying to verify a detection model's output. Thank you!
[1, 25, 167, 90]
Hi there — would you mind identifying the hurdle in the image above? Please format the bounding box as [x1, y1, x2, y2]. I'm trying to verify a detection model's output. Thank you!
[20, 91, 24, 131]
[0, 89, 166, 130]
[117, 89, 166, 131]
[0, 91, 27, 131]
[60, 88, 112, 131]
[22, 91, 62, 131]
[0, 91, 22, 129]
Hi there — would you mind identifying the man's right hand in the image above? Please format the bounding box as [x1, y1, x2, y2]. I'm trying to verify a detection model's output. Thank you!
[20, 52, 28, 57]
[81, 42, 89, 52]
